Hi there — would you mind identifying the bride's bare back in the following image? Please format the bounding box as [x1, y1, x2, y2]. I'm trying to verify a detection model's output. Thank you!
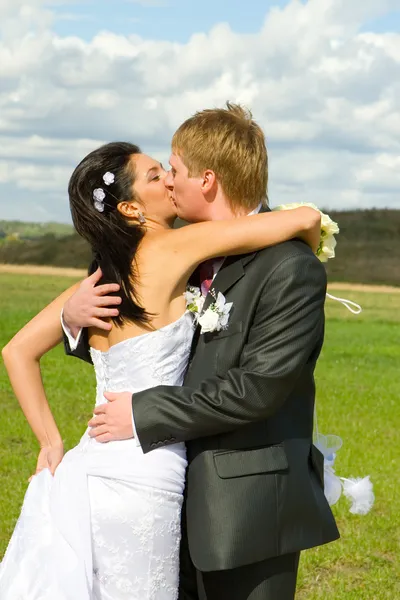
[88, 236, 188, 350]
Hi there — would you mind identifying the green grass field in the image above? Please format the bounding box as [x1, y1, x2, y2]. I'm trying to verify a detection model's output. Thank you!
[0, 273, 399, 598]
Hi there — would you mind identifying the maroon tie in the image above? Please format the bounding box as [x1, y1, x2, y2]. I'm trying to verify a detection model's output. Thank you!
[199, 259, 215, 296]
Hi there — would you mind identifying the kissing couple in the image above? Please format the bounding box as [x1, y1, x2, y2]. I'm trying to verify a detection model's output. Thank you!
[1, 103, 339, 599]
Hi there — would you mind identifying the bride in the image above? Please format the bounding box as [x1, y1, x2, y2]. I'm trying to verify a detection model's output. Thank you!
[0, 141, 321, 599]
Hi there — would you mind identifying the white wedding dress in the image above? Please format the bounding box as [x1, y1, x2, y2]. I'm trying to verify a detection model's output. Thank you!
[0, 311, 195, 600]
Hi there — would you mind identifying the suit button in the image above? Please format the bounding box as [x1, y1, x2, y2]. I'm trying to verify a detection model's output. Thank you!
[150, 442, 157, 449]
[170, 438, 176, 443]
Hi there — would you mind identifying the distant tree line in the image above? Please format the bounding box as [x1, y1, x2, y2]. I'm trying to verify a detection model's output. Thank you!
[0, 220, 73, 240]
[0, 210, 399, 286]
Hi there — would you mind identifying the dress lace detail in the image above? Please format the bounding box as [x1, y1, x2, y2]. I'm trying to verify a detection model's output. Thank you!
[0, 311, 195, 600]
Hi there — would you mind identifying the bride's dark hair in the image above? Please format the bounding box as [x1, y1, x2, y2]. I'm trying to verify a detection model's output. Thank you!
[68, 141, 149, 326]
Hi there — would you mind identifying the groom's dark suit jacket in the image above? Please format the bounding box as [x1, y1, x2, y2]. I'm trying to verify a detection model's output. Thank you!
[64, 210, 339, 573]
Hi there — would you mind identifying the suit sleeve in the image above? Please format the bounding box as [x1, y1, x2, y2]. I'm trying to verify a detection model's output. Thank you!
[133, 253, 327, 453]
[63, 327, 92, 364]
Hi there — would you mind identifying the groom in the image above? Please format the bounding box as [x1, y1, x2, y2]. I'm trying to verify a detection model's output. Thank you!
[62, 103, 339, 599]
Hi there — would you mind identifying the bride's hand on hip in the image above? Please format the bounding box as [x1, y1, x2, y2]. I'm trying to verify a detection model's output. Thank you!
[29, 444, 64, 481]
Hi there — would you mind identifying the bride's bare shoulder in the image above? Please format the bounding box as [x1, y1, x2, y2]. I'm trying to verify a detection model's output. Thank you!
[134, 230, 185, 277]
[138, 229, 183, 256]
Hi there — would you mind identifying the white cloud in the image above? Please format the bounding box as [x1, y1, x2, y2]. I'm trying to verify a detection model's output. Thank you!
[1, 0, 400, 222]
[55, 12, 93, 22]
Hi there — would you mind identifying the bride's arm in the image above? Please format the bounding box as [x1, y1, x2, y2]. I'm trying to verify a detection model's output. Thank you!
[60, 207, 321, 336]
[161, 206, 321, 271]
[2, 284, 80, 474]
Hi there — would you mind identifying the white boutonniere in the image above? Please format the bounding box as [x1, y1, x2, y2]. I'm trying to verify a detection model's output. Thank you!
[184, 286, 233, 333]
[273, 202, 339, 262]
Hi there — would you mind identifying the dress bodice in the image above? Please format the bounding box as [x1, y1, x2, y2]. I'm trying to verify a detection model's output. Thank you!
[89, 311, 195, 407]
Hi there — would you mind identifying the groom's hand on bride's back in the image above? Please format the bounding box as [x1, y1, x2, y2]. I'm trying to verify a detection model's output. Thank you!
[63, 267, 122, 333]
[88, 391, 134, 443]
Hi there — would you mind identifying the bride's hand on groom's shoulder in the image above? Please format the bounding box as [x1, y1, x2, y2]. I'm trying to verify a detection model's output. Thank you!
[63, 268, 122, 333]
[29, 444, 64, 482]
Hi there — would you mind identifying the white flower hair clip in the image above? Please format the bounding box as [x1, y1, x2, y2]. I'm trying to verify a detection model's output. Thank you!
[93, 172, 115, 212]
[93, 188, 106, 213]
[103, 171, 115, 186]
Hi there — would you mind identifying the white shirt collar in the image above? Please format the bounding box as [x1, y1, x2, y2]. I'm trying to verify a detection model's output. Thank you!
[247, 201, 263, 216]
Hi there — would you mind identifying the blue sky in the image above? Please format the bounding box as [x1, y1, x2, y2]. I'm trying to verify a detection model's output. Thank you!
[363, 10, 400, 32]
[53, 1, 400, 42]
[53, 0, 290, 42]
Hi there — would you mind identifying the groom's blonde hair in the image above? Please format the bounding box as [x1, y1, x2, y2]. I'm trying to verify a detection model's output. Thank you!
[172, 102, 268, 211]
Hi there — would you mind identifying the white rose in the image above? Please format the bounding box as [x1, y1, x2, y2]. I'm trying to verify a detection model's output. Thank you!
[198, 308, 220, 333]
[319, 235, 337, 262]
[103, 172, 115, 186]
[93, 188, 106, 202]
[273, 202, 300, 212]
[274, 203, 339, 262]
[94, 200, 105, 213]
[273, 202, 319, 212]
[321, 212, 339, 235]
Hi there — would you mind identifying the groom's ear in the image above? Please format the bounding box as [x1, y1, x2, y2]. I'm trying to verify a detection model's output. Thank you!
[200, 169, 217, 194]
